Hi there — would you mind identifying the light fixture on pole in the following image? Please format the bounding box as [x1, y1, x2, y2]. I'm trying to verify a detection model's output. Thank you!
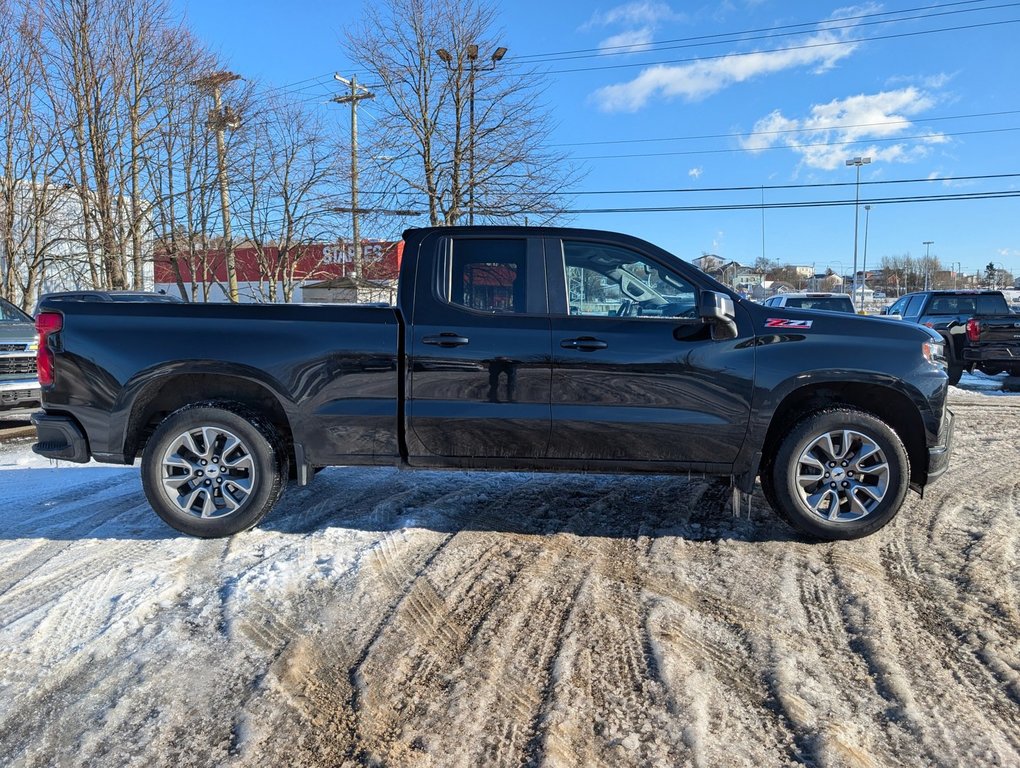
[846, 156, 871, 305]
[923, 240, 934, 290]
[436, 44, 507, 225]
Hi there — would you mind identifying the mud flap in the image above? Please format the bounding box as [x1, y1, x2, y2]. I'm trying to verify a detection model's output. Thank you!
[731, 481, 752, 519]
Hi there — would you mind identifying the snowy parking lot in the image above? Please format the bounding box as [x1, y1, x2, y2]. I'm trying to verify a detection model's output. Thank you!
[1, 374, 1018, 767]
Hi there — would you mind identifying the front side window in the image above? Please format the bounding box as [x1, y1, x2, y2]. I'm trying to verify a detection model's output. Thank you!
[0, 298, 31, 323]
[443, 238, 527, 313]
[562, 241, 697, 319]
[889, 297, 908, 315]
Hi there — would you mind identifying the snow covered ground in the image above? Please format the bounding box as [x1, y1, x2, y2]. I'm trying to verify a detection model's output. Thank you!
[0, 376, 1017, 767]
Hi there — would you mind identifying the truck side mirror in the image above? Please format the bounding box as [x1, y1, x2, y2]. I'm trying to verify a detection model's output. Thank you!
[699, 291, 738, 339]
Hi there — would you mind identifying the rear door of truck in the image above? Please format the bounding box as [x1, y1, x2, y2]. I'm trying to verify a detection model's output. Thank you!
[405, 231, 553, 461]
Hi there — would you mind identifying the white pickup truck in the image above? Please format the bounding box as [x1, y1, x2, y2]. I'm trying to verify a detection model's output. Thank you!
[0, 298, 41, 411]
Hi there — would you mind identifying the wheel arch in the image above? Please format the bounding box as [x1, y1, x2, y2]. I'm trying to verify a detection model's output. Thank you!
[122, 371, 295, 465]
[760, 382, 927, 487]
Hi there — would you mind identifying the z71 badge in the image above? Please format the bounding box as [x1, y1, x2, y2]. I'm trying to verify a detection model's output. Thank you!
[765, 318, 813, 329]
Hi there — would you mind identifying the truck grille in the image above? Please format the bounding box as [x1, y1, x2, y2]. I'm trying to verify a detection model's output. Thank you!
[0, 343, 28, 352]
[0, 357, 37, 376]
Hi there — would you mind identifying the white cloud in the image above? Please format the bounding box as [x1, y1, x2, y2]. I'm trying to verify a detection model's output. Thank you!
[583, 2, 683, 30]
[591, 9, 864, 112]
[739, 87, 948, 170]
[583, 2, 685, 55]
[688, 166, 703, 179]
[600, 28, 655, 53]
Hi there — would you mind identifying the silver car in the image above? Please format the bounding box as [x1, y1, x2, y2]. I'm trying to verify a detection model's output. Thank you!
[0, 298, 41, 411]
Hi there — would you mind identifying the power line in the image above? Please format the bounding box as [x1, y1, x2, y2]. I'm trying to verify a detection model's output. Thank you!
[513, 0, 1001, 61]
[549, 108, 1020, 148]
[544, 17, 1020, 75]
[573, 126, 1020, 160]
[526, 189, 1020, 215]
[565, 172, 1020, 196]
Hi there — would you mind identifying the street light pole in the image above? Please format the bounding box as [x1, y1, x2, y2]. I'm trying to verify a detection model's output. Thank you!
[846, 157, 871, 307]
[436, 44, 507, 225]
[860, 204, 871, 312]
[923, 240, 934, 290]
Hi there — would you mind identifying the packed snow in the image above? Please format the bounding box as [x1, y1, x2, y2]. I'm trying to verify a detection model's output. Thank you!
[0, 374, 1017, 766]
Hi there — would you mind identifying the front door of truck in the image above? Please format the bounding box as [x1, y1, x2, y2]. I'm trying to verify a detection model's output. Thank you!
[545, 237, 754, 467]
[406, 234, 552, 460]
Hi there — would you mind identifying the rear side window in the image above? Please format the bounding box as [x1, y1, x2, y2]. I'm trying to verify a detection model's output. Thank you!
[976, 294, 1009, 314]
[443, 238, 527, 313]
[904, 295, 925, 317]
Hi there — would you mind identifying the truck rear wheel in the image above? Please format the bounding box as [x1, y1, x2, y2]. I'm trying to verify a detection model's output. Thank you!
[770, 408, 909, 541]
[947, 364, 963, 386]
[141, 402, 288, 538]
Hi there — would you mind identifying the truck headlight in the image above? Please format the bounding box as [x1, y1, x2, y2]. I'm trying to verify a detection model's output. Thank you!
[922, 340, 944, 365]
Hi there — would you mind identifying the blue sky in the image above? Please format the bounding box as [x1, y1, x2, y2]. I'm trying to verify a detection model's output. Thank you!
[173, 0, 1019, 278]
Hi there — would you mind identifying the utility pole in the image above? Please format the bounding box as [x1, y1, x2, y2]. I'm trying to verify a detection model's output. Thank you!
[193, 71, 242, 302]
[333, 74, 374, 282]
[923, 240, 934, 290]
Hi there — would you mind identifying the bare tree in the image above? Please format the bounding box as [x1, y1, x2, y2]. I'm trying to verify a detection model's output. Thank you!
[235, 94, 346, 302]
[346, 0, 577, 226]
[0, 1, 67, 310]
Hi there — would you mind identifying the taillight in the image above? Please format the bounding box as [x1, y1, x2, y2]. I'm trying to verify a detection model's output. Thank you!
[966, 318, 981, 343]
[35, 312, 63, 386]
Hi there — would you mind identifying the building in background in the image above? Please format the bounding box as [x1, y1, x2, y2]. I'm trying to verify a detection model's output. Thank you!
[154, 239, 402, 303]
[0, 181, 153, 309]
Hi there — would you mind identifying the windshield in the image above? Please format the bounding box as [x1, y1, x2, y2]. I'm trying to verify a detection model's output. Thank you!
[0, 298, 32, 323]
[785, 297, 855, 313]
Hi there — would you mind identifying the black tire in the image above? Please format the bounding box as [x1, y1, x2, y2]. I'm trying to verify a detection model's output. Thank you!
[141, 402, 288, 538]
[947, 364, 963, 386]
[769, 408, 910, 541]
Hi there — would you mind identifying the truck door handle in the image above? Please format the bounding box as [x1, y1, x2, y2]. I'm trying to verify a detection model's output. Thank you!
[560, 337, 608, 351]
[422, 333, 470, 347]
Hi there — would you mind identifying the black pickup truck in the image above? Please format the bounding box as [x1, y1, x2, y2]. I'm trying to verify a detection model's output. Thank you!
[885, 290, 1020, 384]
[32, 226, 953, 541]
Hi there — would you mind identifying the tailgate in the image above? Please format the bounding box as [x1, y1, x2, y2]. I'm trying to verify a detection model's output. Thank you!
[977, 315, 1020, 344]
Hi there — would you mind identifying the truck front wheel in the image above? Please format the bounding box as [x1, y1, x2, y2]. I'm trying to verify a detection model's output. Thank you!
[770, 408, 909, 540]
[141, 402, 288, 538]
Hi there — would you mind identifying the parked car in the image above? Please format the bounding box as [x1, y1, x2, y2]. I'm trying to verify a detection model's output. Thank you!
[761, 292, 856, 313]
[883, 290, 1020, 384]
[33, 226, 953, 541]
[0, 297, 41, 411]
[32, 290, 182, 315]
